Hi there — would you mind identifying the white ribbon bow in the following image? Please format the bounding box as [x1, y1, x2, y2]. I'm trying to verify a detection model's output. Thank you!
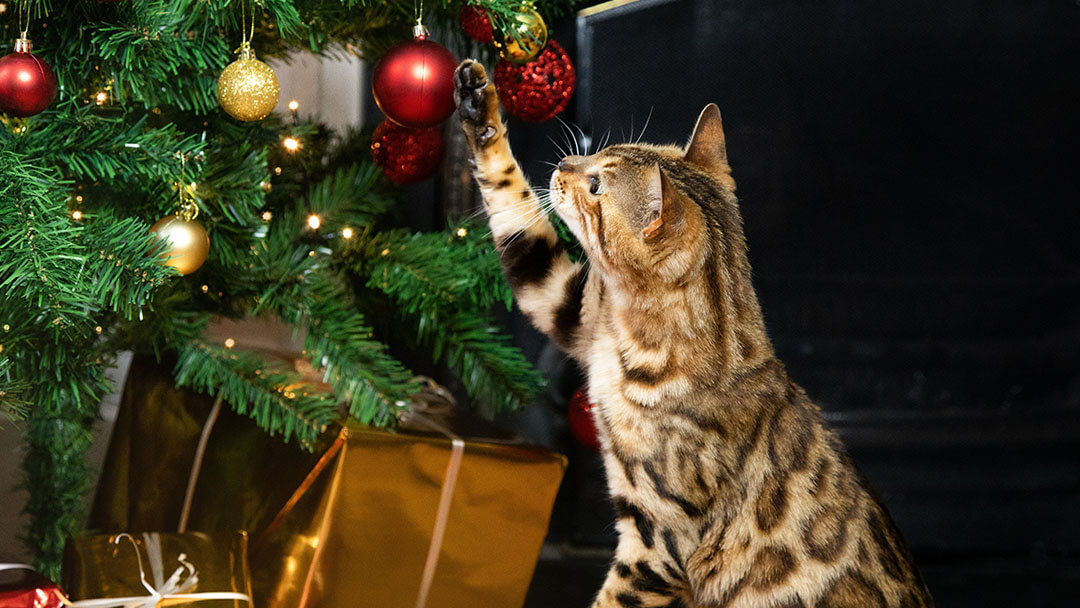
[65, 533, 251, 608]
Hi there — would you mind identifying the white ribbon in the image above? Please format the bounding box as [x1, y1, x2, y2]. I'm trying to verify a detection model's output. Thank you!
[404, 409, 466, 608]
[65, 533, 252, 608]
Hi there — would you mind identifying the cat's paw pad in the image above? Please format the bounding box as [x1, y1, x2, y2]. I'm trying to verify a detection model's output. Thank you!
[454, 59, 500, 148]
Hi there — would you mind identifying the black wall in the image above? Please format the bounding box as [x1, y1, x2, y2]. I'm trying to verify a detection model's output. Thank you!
[503, 1, 1080, 606]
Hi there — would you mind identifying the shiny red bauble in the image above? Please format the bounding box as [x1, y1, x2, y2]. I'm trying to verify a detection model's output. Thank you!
[459, 4, 494, 44]
[370, 119, 445, 184]
[568, 387, 602, 452]
[0, 42, 58, 117]
[493, 39, 575, 123]
[371, 33, 457, 128]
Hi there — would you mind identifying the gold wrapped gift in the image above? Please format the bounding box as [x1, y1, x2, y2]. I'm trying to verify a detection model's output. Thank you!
[91, 352, 567, 608]
[61, 531, 252, 607]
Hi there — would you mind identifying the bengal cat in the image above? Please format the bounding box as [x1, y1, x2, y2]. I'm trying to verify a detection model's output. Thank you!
[454, 59, 933, 608]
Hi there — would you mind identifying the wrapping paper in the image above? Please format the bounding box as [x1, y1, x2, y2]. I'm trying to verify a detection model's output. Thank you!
[61, 532, 252, 607]
[91, 352, 567, 608]
[0, 565, 65, 608]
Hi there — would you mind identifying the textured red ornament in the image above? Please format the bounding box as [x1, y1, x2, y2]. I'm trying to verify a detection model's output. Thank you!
[370, 120, 445, 184]
[459, 4, 494, 43]
[568, 387, 602, 452]
[372, 34, 458, 128]
[494, 39, 575, 123]
[0, 45, 58, 117]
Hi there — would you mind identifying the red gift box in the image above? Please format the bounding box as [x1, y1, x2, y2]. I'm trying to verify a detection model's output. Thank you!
[0, 565, 65, 608]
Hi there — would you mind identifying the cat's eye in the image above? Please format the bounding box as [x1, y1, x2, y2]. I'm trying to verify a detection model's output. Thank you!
[588, 175, 602, 195]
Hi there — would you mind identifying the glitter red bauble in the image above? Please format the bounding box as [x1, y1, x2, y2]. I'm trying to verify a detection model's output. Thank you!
[568, 387, 602, 452]
[0, 47, 57, 117]
[494, 39, 575, 123]
[459, 4, 494, 43]
[370, 119, 445, 184]
[372, 35, 457, 128]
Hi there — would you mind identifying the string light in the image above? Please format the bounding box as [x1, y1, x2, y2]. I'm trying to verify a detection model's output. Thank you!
[224, 337, 236, 349]
[71, 210, 83, 221]
[341, 227, 354, 239]
[0, 5, 7, 14]
[288, 100, 299, 112]
[456, 227, 468, 238]
[283, 136, 300, 152]
[95, 326, 103, 335]
[2, 324, 9, 331]
[201, 284, 209, 293]
[274, 166, 282, 175]
[95, 91, 107, 105]
[307, 214, 321, 230]
[261, 210, 273, 222]
[75, 195, 83, 203]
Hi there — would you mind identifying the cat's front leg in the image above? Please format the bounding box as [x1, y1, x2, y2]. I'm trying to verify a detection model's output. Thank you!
[592, 529, 695, 608]
[454, 60, 595, 358]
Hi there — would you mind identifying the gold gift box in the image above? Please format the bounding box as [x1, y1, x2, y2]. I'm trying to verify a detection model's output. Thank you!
[62, 531, 252, 607]
[91, 353, 567, 608]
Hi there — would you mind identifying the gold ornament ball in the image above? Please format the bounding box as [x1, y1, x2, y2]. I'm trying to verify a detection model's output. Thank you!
[217, 55, 280, 121]
[150, 214, 210, 275]
[494, 5, 548, 64]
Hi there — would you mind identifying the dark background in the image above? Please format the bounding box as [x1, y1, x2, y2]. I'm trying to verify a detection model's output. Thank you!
[384, 0, 1080, 605]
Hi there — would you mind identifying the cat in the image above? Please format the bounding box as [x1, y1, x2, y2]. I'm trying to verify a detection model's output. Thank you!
[454, 59, 934, 608]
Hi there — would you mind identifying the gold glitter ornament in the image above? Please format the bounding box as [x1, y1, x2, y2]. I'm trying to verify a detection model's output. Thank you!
[217, 43, 280, 121]
[493, 3, 548, 64]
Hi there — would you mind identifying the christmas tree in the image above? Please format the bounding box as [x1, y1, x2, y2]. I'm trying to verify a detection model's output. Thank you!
[0, 0, 570, 578]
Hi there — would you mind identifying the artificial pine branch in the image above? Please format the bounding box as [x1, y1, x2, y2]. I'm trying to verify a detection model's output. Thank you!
[174, 341, 340, 446]
[1, 0, 574, 577]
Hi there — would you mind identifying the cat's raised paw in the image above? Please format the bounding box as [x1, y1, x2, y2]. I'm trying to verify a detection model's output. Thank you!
[454, 59, 501, 149]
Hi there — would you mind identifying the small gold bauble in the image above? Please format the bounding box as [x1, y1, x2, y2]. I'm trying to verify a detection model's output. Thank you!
[217, 48, 280, 122]
[494, 4, 548, 64]
[150, 214, 210, 275]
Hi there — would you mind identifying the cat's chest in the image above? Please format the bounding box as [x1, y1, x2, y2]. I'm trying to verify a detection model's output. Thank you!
[583, 322, 669, 458]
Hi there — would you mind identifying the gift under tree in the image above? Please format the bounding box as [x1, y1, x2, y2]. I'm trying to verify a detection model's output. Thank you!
[0, 0, 578, 582]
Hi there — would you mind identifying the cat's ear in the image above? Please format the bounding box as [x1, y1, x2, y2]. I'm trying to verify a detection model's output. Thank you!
[684, 103, 728, 174]
[642, 163, 684, 241]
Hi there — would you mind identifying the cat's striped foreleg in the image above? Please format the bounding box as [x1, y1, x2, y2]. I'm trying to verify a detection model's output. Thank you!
[593, 529, 694, 608]
[455, 59, 596, 358]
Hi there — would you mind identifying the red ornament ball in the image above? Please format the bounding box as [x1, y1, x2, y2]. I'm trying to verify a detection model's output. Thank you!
[494, 39, 575, 123]
[372, 34, 457, 128]
[568, 387, 602, 452]
[370, 120, 445, 184]
[0, 42, 57, 118]
[459, 4, 494, 44]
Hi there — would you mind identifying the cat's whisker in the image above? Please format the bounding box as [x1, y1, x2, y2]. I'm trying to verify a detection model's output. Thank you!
[556, 116, 577, 156]
[597, 128, 612, 152]
[634, 107, 654, 144]
[547, 136, 570, 161]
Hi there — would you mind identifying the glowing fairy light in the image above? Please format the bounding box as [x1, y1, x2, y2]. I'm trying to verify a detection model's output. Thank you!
[307, 214, 321, 230]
